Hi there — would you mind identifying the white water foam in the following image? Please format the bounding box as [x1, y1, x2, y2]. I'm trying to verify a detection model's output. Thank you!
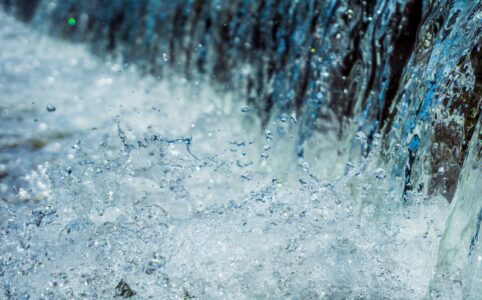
[0, 12, 452, 299]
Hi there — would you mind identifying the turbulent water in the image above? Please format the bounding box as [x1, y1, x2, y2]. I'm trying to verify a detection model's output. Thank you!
[0, 1, 481, 299]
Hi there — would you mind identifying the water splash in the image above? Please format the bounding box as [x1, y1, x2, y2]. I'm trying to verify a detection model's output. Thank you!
[0, 1, 481, 298]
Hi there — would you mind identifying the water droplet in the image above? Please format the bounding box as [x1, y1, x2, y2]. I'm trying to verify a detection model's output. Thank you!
[145, 253, 166, 274]
[241, 106, 250, 112]
[46, 105, 56, 112]
[374, 168, 386, 180]
[290, 112, 298, 123]
[265, 130, 273, 141]
[280, 113, 288, 122]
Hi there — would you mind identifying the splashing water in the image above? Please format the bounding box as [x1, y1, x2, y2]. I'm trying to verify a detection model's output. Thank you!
[0, 6, 480, 300]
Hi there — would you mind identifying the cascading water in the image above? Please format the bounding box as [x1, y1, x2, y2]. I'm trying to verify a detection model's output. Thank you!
[0, 1, 480, 299]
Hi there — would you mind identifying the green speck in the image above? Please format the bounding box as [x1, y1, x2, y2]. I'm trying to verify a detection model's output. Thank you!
[310, 47, 316, 53]
[68, 17, 77, 26]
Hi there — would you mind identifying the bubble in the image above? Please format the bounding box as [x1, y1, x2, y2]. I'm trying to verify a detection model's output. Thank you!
[46, 105, 56, 112]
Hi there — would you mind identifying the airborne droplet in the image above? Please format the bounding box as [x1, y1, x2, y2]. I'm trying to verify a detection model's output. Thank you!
[46, 105, 56, 112]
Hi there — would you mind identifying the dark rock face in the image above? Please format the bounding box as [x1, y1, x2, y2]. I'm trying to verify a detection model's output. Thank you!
[0, 0, 39, 21]
[1, 0, 480, 202]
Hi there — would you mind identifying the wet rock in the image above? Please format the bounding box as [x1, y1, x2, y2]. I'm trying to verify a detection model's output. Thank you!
[115, 280, 136, 298]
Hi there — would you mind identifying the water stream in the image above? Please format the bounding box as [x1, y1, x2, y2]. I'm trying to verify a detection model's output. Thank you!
[0, 1, 481, 299]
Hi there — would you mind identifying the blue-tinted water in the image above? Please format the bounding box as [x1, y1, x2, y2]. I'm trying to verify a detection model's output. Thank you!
[0, 1, 481, 298]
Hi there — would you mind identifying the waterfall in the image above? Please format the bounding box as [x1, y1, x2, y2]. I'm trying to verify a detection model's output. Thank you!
[0, 0, 480, 298]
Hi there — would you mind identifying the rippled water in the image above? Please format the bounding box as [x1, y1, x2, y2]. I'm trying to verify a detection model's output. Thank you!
[0, 10, 479, 300]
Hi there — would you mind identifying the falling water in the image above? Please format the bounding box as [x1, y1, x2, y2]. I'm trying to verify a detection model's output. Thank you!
[0, 1, 481, 299]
